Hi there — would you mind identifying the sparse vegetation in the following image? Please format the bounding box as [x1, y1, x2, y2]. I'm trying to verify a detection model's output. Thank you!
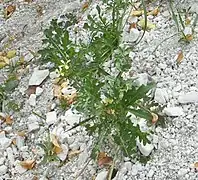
[39, 0, 163, 161]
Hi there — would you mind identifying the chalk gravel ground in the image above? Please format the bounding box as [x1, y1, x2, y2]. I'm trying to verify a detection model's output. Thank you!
[0, 0, 198, 179]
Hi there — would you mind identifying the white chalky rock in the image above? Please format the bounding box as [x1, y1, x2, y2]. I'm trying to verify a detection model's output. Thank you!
[129, 28, 140, 42]
[183, 27, 192, 36]
[147, 169, 155, 178]
[164, 107, 184, 116]
[0, 158, 5, 165]
[154, 88, 169, 104]
[178, 91, 198, 104]
[65, 109, 81, 126]
[78, 150, 89, 167]
[131, 165, 139, 176]
[6, 147, 15, 165]
[0, 131, 12, 149]
[46, 111, 57, 125]
[0, 165, 7, 175]
[24, 52, 34, 62]
[136, 139, 154, 156]
[57, 144, 69, 161]
[15, 161, 27, 174]
[135, 73, 149, 86]
[124, 162, 132, 171]
[128, 16, 138, 24]
[16, 136, 25, 150]
[27, 122, 40, 132]
[28, 94, 36, 106]
[4, 126, 12, 133]
[29, 69, 49, 86]
[69, 141, 80, 151]
[28, 114, 39, 121]
[178, 168, 188, 177]
[49, 71, 59, 79]
[95, 171, 108, 180]
[36, 87, 44, 96]
[61, 87, 76, 96]
[120, 167, 127, 174]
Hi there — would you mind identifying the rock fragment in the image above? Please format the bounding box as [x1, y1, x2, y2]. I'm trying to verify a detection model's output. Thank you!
[16, 135, 25, 150]
[164, 107, 184, 116]
[28, 94, 36, 106]
[136, 139, 154, 156]
[57, 144, 69, 161]
[0, 131, 12, 149]
[6, 147, 15, 165]
[29, 69, 49, 86]
[129, 28, 140, 42]
[27, 122, 40, 132]
[178, 168, 188, 177]
[64, 109, 81, 126]
[36, 87, 44, 96]
[95, 171, 108, 180]
[15, 160, 27, 174]
[135, 73, 149, 86]
[178, 91, 198, 104]
[154, 88, 169, 104]
[0, 165, 7, 175]
[147, 169, 155, 178]
[46, 111, 57, 125]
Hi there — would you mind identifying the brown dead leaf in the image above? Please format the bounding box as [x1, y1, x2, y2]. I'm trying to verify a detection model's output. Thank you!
[36, 5, 43, 16]
[20, 159, 36, 170]
[53, 85, 62, 98]
[68, 150, 82, 159]
[12, 138, 16, 145]
[53, 146, 63, 154]
[98, 152, 106, 159]
[131, 10, 143, 16]
[51, 134, 63, 154]
[185, 17, 191, 25]
[5, 5, 16, 18]
[147, 8, 159, 16]
[131, 8, 159, 17]
[5, 115, 13, 125]
[98, 156, 113, 166]
[17, 131, 26, 137]
[82, 2, 89, 11]
[32, 176, 39, 180]
[26, 85, 38, 96]
[97, 152, 113, 166]
[66, 92, 77, 105]
[0, 113, 6, 121]
[51, 134, 61, 147]
[24, 0, 33, 3]
[176, 50, 184, 64]
[185, 34, 193, 41]
[194, 162, 198, 168]
[151, 112, 158, 124]
[129, 23, 137, 31]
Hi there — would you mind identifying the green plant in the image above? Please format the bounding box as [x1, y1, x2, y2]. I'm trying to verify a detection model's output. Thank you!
[37, 133, 60, 164]
[168, 0, 198, 42]
[0, 85, 5, 111]
[39, 0, 162, 160]
[0, 75, 19, 112]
